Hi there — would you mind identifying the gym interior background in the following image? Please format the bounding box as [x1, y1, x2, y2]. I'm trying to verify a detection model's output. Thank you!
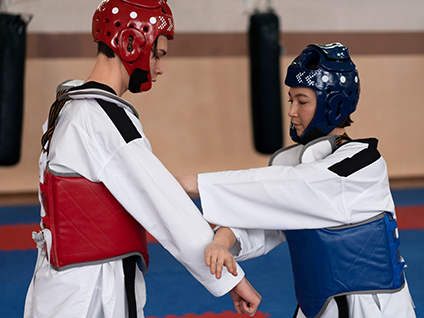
[0, 0, 423, 317]
[1, 0, 424, 196]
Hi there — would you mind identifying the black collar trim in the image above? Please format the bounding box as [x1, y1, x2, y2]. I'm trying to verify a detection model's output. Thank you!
[68, 81, 117, 95]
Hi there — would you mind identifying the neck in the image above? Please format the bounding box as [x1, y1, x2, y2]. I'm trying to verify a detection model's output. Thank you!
[85, 54, 129, 97]
[329, 127, 346, 136]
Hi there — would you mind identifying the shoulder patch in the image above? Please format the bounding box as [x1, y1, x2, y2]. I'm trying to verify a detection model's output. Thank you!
[96, 99, 141, 143]
[328, 139, 381, 177]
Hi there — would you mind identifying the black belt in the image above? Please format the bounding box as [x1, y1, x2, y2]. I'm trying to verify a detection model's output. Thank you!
[123, 256, 138, 318]
[334, 295, 349, 318]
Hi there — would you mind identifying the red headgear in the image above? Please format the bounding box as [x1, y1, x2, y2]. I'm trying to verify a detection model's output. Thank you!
[92, 0, 174, 92]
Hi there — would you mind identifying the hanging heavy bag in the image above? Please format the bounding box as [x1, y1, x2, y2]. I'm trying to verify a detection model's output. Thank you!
[248, 10, 283, 154]
[0, 13, 30, 165]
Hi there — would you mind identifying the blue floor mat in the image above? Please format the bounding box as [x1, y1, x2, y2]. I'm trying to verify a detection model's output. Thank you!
[1, 188, 423, 317]
[1, 230, 423, 318]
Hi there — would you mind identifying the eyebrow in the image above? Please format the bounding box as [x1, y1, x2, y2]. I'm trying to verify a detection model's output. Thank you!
[288, 92, 311, 98]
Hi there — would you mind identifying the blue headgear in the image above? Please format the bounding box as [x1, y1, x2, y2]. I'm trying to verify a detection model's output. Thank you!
[285, 43, 360, 144]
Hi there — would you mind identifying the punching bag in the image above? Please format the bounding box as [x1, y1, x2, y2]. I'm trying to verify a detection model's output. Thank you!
[249, 11, 283, 154]
[0, 13, 30, 165]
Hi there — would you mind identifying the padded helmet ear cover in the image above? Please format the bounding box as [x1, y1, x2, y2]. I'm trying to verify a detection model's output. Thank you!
[118, 28, 146, 62]
[326, 92, 351, 125]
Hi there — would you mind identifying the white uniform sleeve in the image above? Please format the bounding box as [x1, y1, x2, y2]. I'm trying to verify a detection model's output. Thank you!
[99, 143, 244, 296]
[198, 142, 395, 231]
[229, 228, 286, 261]
[47, 99, 244, 297]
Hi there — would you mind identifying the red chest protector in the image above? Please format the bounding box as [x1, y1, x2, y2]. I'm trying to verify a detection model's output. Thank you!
[39, 169, 149, 272]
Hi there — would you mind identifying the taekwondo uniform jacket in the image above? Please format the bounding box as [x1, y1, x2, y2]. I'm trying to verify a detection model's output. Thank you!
[197, 136, 416, 318]
[24, 80, 244, 318]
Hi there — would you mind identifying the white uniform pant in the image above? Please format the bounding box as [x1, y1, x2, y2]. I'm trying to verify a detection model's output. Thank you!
[24, 245, 146, 318]
[295, 282, 416, 318]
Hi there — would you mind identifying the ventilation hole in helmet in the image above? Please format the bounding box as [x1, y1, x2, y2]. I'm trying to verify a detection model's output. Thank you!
[326, 88, 331, 94]
[127, 35, 134, 52]
[143, 26, 149, 32]
[96, 29, 101, 36]
[115, 21, 121, 27]
[336, 100, 343, 116]
[104, 18, 109, 23]
[348, 90, 353, 96]
[106, 31, 111, 37]
[305, 57, 319, 70]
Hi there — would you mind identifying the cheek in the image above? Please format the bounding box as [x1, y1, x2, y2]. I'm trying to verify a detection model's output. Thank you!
[307, 108, 315, 122]
[300, 107, 316, 126]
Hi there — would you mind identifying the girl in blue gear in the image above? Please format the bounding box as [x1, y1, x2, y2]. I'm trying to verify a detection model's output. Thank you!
[176, 43, 417, 318]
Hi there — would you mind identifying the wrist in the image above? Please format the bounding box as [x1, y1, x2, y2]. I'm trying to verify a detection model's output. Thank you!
[213, 227, 237, 250]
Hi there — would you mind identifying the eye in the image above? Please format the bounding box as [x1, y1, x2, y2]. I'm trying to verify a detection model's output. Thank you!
[154, 51, 165, 60]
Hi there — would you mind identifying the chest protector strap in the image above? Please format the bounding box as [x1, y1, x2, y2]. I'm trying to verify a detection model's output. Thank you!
[285, 213, 405, 318]
[39, 168, 149, 272]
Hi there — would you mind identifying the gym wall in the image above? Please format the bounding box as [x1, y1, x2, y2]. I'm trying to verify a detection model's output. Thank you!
[0, 0, 423, 193]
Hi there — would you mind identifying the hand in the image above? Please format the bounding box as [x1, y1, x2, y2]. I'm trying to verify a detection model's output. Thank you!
[230, 277, 262, 316]
[205, 242, 238, 279]
[204, 227, 238, 279]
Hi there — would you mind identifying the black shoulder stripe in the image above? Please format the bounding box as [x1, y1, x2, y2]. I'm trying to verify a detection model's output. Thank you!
[96, 99, 141, 143]
[328, 138, 381, 177]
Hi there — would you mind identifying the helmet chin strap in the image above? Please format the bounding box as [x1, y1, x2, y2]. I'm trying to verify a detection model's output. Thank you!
[128, 69, 149, 93]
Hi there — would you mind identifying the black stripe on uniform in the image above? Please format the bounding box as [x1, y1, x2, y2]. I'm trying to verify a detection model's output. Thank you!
[96, 99, 141, 143]
[328, 138, 381, 177]
[123, 256, 137, 318]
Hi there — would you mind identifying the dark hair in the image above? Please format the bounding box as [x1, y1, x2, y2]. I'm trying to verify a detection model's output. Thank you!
[97, 42, 115, 58]
[337, 115, 353, 128]
[151, 38, 159, 56]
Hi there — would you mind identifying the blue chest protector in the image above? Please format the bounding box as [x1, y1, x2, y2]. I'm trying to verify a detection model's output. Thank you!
[286, 213, 405, 318]
[269, 136, 406, 318]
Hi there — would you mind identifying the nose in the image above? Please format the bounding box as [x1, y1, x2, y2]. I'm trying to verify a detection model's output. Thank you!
[155, 60, 164, 76]
[288, 103, 297, 118]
